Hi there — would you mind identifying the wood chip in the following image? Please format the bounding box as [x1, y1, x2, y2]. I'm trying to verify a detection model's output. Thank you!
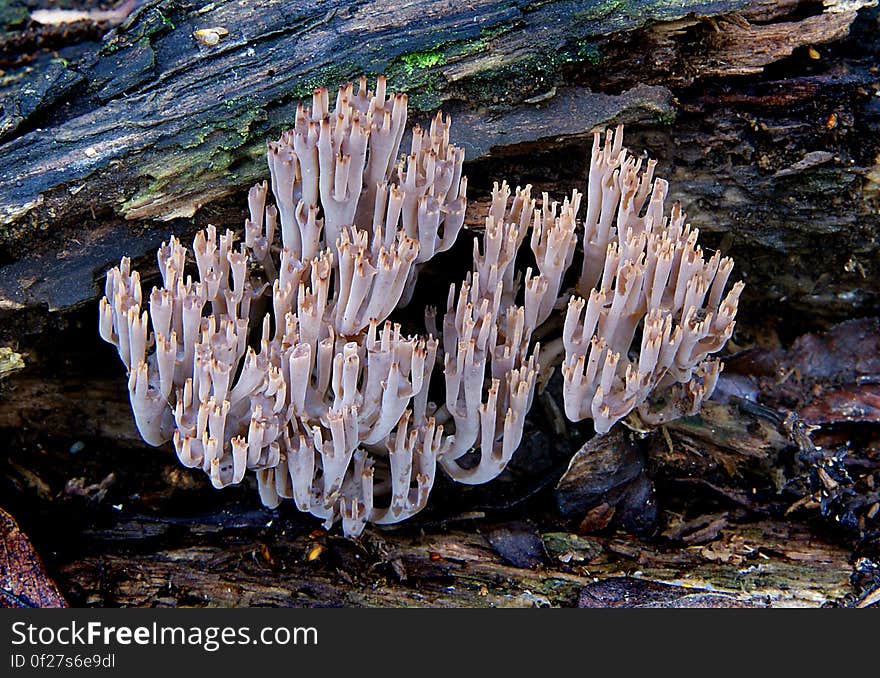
[193, 27, 229, 46]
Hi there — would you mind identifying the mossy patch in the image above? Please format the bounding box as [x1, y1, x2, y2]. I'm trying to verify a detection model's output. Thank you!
[0, 2, 29, 35]
[401, 49, 448, 73]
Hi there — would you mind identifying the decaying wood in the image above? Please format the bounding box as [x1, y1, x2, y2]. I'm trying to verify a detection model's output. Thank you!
[58, 513, 853, 608]
[0, 0, 877, 316]
[1, 0, 879, 608]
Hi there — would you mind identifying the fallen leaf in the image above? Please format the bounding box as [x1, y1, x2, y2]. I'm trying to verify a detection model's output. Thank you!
[486, 522, 546, 569]
[556, 428, 657, 533]
[800, 384, 880, 425]
[0, 507, 67, 607]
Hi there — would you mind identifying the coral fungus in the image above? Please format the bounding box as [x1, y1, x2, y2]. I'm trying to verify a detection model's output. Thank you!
[99, 76, 741, 536]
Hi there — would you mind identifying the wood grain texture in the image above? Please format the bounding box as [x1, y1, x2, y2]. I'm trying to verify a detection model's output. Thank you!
[56, 514, 852, 607]
[0, 0, 877, 316]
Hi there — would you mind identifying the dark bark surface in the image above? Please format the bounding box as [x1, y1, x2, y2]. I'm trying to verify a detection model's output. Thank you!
[1, 0, 879, 608]
[1, 0, 878, 317]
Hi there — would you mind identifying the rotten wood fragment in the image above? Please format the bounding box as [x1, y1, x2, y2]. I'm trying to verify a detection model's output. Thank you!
[52, 516, 851, 607]
[578, 577, 764, 608]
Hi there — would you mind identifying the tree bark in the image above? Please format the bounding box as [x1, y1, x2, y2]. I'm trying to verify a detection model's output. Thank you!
[1, 0, 879, 608]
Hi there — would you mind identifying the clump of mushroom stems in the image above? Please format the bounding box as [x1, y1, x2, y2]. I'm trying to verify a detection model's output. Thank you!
[100, 77, 741, 536]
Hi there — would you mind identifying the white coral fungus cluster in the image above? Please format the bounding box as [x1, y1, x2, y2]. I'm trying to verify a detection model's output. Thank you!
[562, 127, 744, 433]
[99, 76, 741, 536]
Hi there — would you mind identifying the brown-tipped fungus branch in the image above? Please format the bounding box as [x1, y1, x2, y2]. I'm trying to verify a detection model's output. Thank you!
[562, 126, 744, 434]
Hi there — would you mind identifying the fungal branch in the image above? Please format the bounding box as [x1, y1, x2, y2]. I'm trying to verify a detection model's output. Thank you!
[99, 77, 742, 537]
[101, 76, 535, 537]
[561, 126, 743, 433]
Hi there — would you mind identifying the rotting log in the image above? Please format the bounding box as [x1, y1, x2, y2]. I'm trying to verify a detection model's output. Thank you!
[1, 0, 880, 608]
[0, 0, 877, 317]
[54, 514, 853, 608]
